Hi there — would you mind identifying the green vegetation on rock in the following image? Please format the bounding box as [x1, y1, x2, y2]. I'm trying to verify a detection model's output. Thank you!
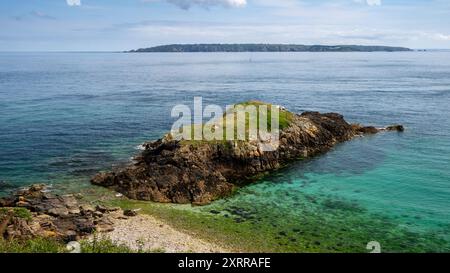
[179, 100, 293, 146]
[0, 207, 32, 221]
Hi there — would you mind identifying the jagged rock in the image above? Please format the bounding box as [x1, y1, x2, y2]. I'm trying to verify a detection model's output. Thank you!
[385, 125, 405, 132]
[6, 217, 35, 239]
[123, 209, 138, 217]
[68, 208, 81, 215]
[47, 207, 69, 218]
[80, 205, 95, 215]
[60, 195, 78, 208]
[95, 205, 119, 213]
[96, 224, 114, 233]
[29, 184, 46, 192]
[353, 124, 405, 134]
[91, 108, 404, 205]
[357, 126, 379, 134]
[0, 197, 14, 207]
[93, 211, 103, 218]
[0, 185, 125, 242]
[0, 211, 12, 237]
[16, 201, 30, 208]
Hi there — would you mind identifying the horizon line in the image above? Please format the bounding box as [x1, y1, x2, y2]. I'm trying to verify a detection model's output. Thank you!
[0, 43, 445, 53]
[2, 48, 450, 53]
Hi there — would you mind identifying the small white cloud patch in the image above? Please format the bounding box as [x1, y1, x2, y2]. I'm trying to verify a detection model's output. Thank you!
[354, 0, 381, 6]
[166, 0, 246, 10]
[366, 0, 381, 6]
[66, 0, 81, 6]
[435, 33, 450, 41]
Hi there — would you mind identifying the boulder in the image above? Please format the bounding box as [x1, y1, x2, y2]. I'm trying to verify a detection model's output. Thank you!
[123, 209, 138, 217]
[356, 126, 379, 134]
[385, 125, 405, 132]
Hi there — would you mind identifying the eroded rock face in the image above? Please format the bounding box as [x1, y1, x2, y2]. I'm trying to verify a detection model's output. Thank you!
[0, 185, 118, 242]
[91, 111, 403, 205]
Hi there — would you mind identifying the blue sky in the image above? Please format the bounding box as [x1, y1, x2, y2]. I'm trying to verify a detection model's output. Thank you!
[0, 0, 449, 51]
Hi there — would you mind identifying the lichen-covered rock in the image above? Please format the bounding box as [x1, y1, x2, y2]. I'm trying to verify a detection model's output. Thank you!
[91, 109, 402, 205]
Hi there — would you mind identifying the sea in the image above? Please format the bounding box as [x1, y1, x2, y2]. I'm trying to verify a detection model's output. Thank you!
[0, 51, 449, 252]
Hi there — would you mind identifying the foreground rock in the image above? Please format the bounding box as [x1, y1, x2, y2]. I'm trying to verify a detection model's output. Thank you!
[92, 106, 403, 205]
[1, 184, 228, 252]
[0, 184, 119, 242]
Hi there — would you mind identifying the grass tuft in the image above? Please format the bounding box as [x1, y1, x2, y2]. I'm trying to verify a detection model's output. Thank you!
[0, 238, 66, 253]
[0, 207, 33, 221]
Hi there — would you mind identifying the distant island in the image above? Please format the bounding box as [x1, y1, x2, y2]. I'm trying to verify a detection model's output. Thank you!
[128, 44, 412, 53]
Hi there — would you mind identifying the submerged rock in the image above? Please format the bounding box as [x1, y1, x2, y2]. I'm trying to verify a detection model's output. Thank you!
[0, 181, 16, 191]
[91, 104, 403, 205]
[353, 124, 405, 134]
[385, 125, 405, 132]
[356, 126, 379, 134]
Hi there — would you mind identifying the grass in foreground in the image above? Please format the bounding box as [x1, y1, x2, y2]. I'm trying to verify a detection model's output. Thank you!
[0, 238, 67, 253]
[0, 236, 164, 253]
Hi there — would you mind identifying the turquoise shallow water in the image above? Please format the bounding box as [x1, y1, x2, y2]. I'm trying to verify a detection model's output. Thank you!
[0, 52, 449, 251]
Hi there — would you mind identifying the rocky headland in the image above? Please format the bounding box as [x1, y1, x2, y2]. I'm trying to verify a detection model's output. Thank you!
[91, 103, 404, 205]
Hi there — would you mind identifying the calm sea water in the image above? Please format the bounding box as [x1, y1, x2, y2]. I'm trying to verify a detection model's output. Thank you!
[1, 52, 449, 251]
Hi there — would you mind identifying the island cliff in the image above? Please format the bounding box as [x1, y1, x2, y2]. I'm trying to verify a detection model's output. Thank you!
[91, 103, 403, 205]
[128, 44, 412, 53]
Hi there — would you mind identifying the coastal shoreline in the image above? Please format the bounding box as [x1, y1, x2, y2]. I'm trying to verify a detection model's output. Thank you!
[0, 184, 231, 253]
[1, 103, 412, 253]
[99, 212, 229, 253]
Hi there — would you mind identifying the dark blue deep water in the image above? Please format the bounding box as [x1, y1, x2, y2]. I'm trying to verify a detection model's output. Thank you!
[1, 52, 449, 251]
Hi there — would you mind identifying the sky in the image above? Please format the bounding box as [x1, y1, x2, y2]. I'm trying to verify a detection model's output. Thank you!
[0, 0, 449, 51]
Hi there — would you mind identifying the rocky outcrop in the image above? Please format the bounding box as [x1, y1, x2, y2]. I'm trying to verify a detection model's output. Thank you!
[353, 124, 405, 134]
[92, 110, 403, 205]
[0, 184, 122, 242]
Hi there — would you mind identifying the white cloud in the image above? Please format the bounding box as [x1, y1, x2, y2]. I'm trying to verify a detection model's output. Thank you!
[367, 0, 381, 6]
[164, 0, 246, 10]
[354, 0, 381, 6]
[66, 0, 81, 6]
[434, 33, 450, 41]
